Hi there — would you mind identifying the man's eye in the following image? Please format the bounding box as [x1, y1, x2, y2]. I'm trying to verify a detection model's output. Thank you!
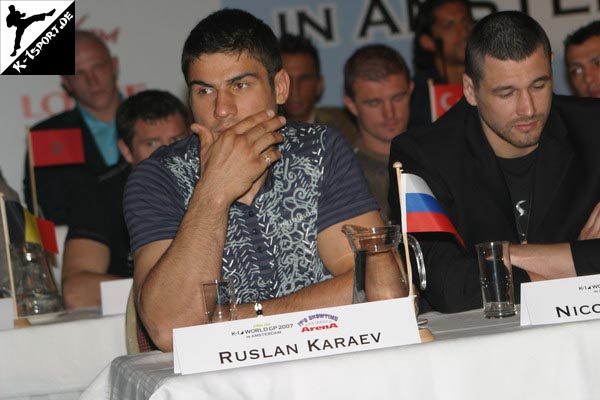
[569, 67, 583, 77]
[197, 87, 213, 96]
[498, 91, 514, 99]
[234, 82, 249, 90]
[441, 21, 455, 30]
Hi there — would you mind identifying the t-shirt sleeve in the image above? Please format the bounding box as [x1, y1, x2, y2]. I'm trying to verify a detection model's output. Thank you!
[65, 171, 110, 244]
[317, 127, 379, 232]
[123, 159, 186, 254]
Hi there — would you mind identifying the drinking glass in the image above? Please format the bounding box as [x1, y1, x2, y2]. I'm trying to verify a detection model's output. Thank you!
[202, 279, 237, 323]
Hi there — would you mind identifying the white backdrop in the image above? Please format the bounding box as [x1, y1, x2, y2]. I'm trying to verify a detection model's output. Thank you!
[0, 0, 598, 200]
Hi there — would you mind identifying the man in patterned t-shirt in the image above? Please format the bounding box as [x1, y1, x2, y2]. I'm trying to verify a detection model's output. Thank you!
[124, 9, 401, 351]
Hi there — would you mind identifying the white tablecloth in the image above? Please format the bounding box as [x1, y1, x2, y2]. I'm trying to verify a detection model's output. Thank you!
[0, 309, 126, 400]
[81, 308, 600, 400]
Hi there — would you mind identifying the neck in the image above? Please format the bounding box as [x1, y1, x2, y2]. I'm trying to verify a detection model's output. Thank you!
[358, 134, 391, 158]
[289, 109, 315, 124]
[81, 92, 120, 123]
[434, 57, 465, 84]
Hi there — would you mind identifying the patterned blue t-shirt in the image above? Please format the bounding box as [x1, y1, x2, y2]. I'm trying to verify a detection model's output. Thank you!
[124, 121, 378, 303]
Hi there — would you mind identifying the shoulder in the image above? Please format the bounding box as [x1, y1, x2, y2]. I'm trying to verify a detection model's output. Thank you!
[148, 134, 199, 166]
[281, 121, 327, 149]
[395, 97, 473, 154]
[547, 94, 600, 150]
[31, 108, 83, 130]
[129, 134, 199, 204]
[315, 107, 351, 122]
[551, 94, 600, 122]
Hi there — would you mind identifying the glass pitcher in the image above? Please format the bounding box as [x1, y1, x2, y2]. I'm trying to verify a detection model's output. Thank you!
[342, 225, 426, 304]
[11, 242, 64, 317]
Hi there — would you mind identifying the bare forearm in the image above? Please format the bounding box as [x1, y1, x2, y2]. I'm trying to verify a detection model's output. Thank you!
[510, 243, 576, 281]
[235, 270, 354, 319]
[62, 272, 123, 310]
[137, 183, 230, 343]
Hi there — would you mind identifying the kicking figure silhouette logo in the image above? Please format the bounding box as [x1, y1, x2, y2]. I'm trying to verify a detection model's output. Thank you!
[6, 4, 55, 56]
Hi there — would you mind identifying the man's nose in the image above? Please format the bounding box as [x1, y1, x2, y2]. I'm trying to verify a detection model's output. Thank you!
[516, 90, 535, 117]
[214, 91, 236, 119]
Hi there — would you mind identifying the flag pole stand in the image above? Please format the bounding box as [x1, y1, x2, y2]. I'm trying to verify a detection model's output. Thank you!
[393, 162, 434, 343]
[26, 128, 39, 218]
[0, 193, 27, 328]
[26, 128, 58, 268]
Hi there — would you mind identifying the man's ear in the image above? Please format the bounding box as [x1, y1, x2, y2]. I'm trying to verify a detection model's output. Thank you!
[343, 95, 358, 117]
[61, 76, 73, 95]
[418, 34, 437, 53]
[463, 73, 477, 106]
[112, 56, 119, 81]
[117, 138, 133, 164]
[274, 69, 290, 105]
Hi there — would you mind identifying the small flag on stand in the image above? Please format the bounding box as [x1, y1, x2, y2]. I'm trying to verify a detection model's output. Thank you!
[27, 127, 85, 217]
[4, 200, 58, 254]
[400, 173, 464, 247]
[427, 80, 463, 122]
[29, 128, 85, 167]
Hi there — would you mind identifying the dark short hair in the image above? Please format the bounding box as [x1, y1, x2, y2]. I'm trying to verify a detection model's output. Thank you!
[412, 0, 472, 74]
[279, 33, 321, 75]
[344, 44, 410, 98]
[564, 20, 600, 54]
[116, 90, 190, 148]
[465, 11, 551, 88]
[181, 8, 282, 87]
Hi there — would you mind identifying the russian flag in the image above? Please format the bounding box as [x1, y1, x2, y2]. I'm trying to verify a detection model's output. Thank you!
[400, 173, 464, 247]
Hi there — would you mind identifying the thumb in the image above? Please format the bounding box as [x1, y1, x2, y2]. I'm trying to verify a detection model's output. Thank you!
[191, 123, 214, 152]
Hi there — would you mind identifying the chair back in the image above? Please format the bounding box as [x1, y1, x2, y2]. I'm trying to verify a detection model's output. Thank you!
[125, 287, 157, 354]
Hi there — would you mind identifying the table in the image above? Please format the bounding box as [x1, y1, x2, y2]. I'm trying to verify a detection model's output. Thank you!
[0, 309, 127, 400]
[82, 308, 600, 400]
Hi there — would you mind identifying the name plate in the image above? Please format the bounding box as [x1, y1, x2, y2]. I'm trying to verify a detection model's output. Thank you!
[0, 298, 15, 330]
[521, 274, 600, 326]
[173, 297, 419, 374]
[100, 278, 133, 316]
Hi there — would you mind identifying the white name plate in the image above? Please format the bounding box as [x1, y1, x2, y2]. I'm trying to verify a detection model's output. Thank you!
[521, 274, 600, 326]
[0, 298, 15, 330]
[100, 278, 133, 316]
[173, 297, 420, 375]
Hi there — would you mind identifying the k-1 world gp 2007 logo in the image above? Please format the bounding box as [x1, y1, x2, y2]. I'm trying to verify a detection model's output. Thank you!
[0, 1, 74, 75]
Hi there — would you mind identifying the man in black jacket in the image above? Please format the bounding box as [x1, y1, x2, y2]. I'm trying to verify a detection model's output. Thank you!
[61, 90, 190, 310]
[24, 30, 123, 224]
[390, 11, 600, 313]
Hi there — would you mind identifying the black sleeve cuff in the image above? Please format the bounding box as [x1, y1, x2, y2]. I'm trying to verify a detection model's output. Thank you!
[571, 239, 600, 276]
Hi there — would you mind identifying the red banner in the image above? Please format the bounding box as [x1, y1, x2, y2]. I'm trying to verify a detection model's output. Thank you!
[30, 128, 85, 167]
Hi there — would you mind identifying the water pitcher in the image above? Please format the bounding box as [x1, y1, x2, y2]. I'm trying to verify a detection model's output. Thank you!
[342, 225, 426, 304]
[11, 242, 64, 317]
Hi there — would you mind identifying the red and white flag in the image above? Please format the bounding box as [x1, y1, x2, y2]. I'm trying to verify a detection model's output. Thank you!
[428, 82, 463, 122]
